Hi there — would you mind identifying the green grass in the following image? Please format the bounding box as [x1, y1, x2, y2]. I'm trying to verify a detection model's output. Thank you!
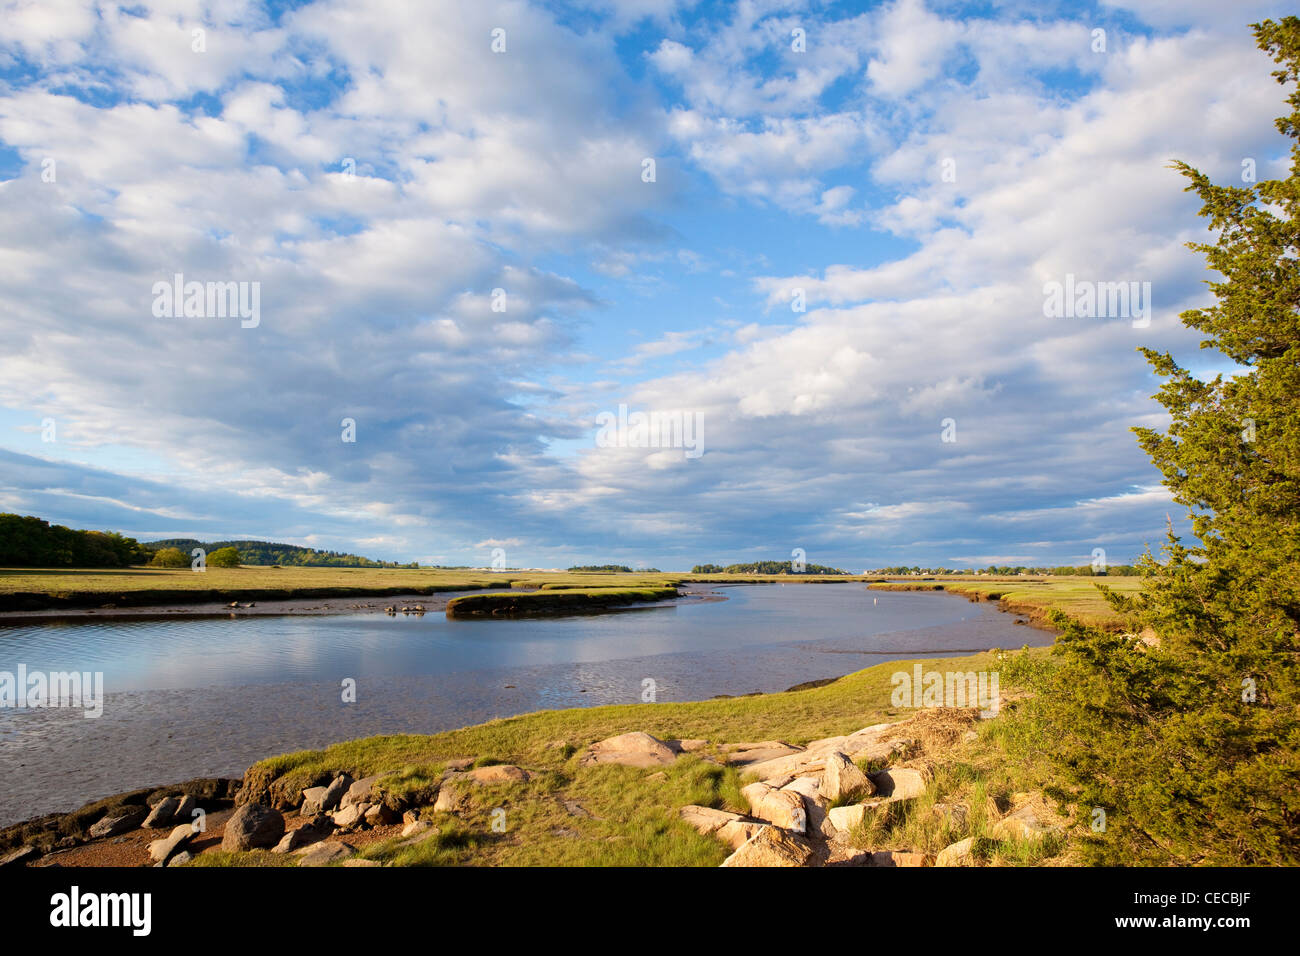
[869, 575, 1140, 628]
[444, 586, 680, 617]
[222, 647, 1081, 866]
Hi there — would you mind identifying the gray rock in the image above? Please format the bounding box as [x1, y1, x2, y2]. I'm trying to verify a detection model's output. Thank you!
[148, 824, 194, 864]
[142, 797, 180, 829]
[88, 806, 149, 839]
[272, 815, 333, 853]
[300, 786, 329, 816]
[821, 752, 875, 803]
[220, 803, 285, 851]
[0, 845, 38, 867]
[294, 841, 357, 866]
[173, 795, 198, 824]
[320, 774, 353, 813]
[340, 774, 383, 810]
[166, 850, 194, 867]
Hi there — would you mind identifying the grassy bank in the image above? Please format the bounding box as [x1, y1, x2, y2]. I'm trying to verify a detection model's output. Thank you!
[445, 586, 680, 617]
[868, 576, 1137, 629]
[0, 566, 686, 613]
[213, 646, 1067, 867]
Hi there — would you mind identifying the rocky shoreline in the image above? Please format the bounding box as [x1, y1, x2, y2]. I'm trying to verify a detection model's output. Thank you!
[1, 704, 1068, 868]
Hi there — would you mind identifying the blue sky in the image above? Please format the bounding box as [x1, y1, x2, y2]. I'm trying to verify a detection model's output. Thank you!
[0, 0, 1290, 570]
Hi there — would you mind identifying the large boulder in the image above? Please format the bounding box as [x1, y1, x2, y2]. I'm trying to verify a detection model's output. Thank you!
[0, 845, 38, 867]
[464, 764, 530, 784]
[989, 805, 1061, 843]
[142, 797, 180, 829]
[720, 826, 816, 867]
[221, 803, 285, 851]
[716, 820, 768, 850]
[678, 805, 744, 837]
[320, 774, 353, 813]
[868, 767, 927, 801]
[88, 806, 149, 839]
[331, 803, 369, 830]
[935, 836, 975, 867]
[740, 783, 807, 833]
[821, 752, 875, 803]
[147, 824, 194, 864]
[741, 723, 913, 780]
[294, 841, 357, 866]
[300, 786, 329, 816]
[722, 741, 803, 767]
[340, 775, 383, 810]
[272, 815, 333, 853]
[580, 732, 677, 768]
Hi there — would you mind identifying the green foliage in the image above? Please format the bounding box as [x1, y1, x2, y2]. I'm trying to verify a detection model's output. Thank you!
[207, 546, 241, 568]
[149, 547, 189, 568]
[1033, 19, 1300, 866]
[142, 538, 414, 568]
[0, 513, 148, 567]
[691, 560, 849, 574]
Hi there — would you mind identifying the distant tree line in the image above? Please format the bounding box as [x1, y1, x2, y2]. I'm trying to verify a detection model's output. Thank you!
[0, 513, 150, 567]
[567, 564, 661, 573]
[691, 561, 850, 575]
[142, 539, 416, 568]
[872, 565, 1140, 576]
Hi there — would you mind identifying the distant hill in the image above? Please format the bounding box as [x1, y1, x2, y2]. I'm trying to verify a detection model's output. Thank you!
[142, 538, 416, 568]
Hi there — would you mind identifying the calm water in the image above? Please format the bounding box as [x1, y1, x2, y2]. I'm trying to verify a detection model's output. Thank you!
[0, 584, 1046, 825]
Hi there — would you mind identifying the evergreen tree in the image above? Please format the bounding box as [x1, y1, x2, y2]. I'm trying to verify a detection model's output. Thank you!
[1036, 19, 1300, 864]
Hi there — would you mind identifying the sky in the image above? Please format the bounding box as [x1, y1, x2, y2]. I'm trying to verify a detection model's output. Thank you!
[0, 0, 1291, 571]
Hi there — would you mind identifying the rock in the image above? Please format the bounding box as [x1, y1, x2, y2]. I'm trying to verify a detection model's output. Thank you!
[340, 774, 383, 809]
[433, 781, 467, 813]
[272, 816, 333, 853]
[740, 724, 914, 780]
[294, 841, 357, 866]
[0, 845, 38, 867]
[173, 795, 198, 824]
[722, 741, 803, 767]
[936, 837, 975, 867]
[780, 775, 827, 808]
[331, 803, 369, 829]
[821, 751, 875, 803]
[669, 739, 708, 753]
[464, 764, 529, 784]
[166, 851, 194, 867]
[868, 767, 927, 801]
[221, 803, 285, 851]
[341, 859, 381, 867]
[740, 782, 807, 833]
[401, 819, 433, 838]
[300, 786, 329, 816]
[989, 805, 1061, 843]
[866, 850, 932, 867]
[720, 826, 816, 867]
[142, 797, 180, 829]
[443, 757, 475, 771]
[365, 803, 398, 826]
[580, 732, 677, 768]
[716, 820, 768, 850]
[828, 804, 871, 833]
[147, 824, 193, 864]
[320, 774, 353, 812]
[678, 805, 744, 836]
[402, 809, 420, 825]
[88, 806, 149, 839]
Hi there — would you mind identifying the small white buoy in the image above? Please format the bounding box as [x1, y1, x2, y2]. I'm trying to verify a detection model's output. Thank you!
[873, 597, 877, 605]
